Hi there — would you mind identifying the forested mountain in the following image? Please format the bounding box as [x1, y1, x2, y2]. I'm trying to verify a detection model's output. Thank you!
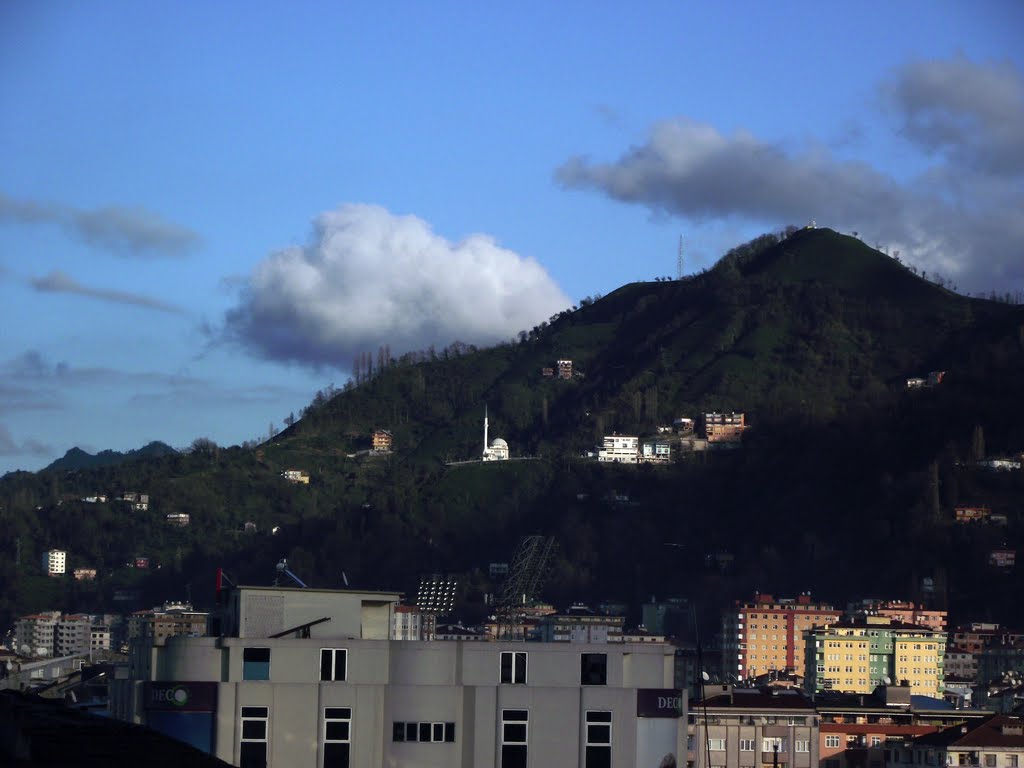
[2, 228, 1022, 635]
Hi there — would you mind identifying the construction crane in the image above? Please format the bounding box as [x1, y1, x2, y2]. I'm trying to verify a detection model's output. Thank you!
[495, 535, 557, 641]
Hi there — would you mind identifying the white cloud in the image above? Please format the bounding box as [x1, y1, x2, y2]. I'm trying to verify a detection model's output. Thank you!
[556, 56, 1024, 292]
[224, 204, 571, 367]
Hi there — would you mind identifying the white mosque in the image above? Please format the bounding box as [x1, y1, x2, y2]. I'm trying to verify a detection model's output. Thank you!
[481, 407, 509, 461]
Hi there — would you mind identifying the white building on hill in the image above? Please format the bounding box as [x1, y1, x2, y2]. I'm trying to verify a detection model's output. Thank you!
[482, 407, 509, 461]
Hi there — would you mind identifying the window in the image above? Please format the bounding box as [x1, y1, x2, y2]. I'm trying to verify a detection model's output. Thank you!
[500, 651, 527, 684]
[826, 736, 841, 748]
[585, 711, 611, 768]
[320, 648, 347, 682]
[501, 710, 528, 768]
[740, 739, 756, 751]
[763, 738, 787, 753]
[240, 706, 269, 768]
[581, 653, 608, 685]
[796, 741, 810, 753]
[323, 707, 351, 767]
[1007, 756, 1018, 768]
[243, 647, 270, 681]
[984, 756, 996, 768]
[708, 739, 726, 751]
[391, 721, 455, 743]
[871, 737, 882, 747]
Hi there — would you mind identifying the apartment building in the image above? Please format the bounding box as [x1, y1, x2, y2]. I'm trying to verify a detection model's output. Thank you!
[111, 585, 686, 767]
[127, 604, 209, 643]
[536, 605, 626, 643]
[282, 469, 310, 484]
[371, 429, 393, 452]
[907, 714, 1024, 768]
[14, 612, 61, 657]
[598, 435, 639, 463]
[804, 618, 946, 697]
[687, 685, 819, 768]
[42, 549, 66, 577]
[392, 605, 436, 641]
[847, 599, 947, 631]
[640, 439, 672, 463]
[702, 412, 746, 443]
[724, 593, 841, 681]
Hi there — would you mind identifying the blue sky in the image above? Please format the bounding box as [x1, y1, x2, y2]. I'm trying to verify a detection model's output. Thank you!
[2, 1, 1022, 473]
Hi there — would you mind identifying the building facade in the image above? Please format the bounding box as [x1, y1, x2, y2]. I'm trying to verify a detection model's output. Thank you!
[725, 593, 841, 681]
[42, 549, 66, 577]
[598, 435, 639, 463]
[687, 686, 819, 768]
[702, 412, 746, 443]
[804, 618, 946, 697]
[111, 585, 686, 767]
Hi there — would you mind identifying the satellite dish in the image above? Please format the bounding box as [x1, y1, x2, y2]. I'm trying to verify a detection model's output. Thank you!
[883, 675, 892, 685]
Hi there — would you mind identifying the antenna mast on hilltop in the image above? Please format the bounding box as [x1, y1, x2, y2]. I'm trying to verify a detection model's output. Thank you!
[676, 235, 684, 280]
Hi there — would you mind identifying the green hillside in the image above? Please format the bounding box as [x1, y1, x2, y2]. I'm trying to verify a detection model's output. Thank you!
[2, 228, 1022, 634]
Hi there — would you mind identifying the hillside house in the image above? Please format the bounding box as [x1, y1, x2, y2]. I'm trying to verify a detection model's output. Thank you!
[906, 377, 927, 389]
[282, 469, 310, 484]
[955, 505, 991, 523]
[556, 359, 573, 379]
[42, 549, 66, 577]
[121, 492, 150, 511]
[165, 513, 190, 527]
[673, 417, 695, 433]
[928, 370, 947, 385]
[598, 435, 639, 463]
[73, 568, 97, 581]
[371, 429, 393, 452]
[702, 412, 746, 443]
[908, 714, 1024, 768]
[640, 439, 671, 463]
[541, 367, 554, 377]
[990, 549, 1016, 569]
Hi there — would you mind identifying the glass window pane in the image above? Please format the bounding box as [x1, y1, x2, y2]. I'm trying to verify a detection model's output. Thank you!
[444, 722, 455, 742]
[326, 721, 349, 741]
[504, 723, 527, 743]
[239, 741, 267, 768]
[504, 709, 528, 721]
[514, 652, 527, 684]
[418, 722, 431, 742]
[241, 707, 268, 718]
[587, 724, 611, 744]
[501, 744, 528, 768]
[325, 708, 351, 720]
[433, 723, 444, 742]
[587, 711, 612, 723]
[334, 650, 347, 681]
[585, 746, 612, 768]
[242, 720, 266, 740]
[405, 722, 418, 741]
[320, 649, 332, 681]
[392, 722, 405, 742]
[500, 652, 513, 683]
[323, 742, 350, 768]
[244, 647, 270, 662]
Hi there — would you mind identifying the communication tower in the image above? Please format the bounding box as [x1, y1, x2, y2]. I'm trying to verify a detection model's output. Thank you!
[496, 535, 557, 640]
[677, 235, 684, 280]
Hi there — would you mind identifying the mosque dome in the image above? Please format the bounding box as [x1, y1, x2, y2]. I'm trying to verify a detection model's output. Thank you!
[490, 438, 508, 450]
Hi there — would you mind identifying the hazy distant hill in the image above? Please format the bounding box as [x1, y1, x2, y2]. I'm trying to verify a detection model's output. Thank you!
[42, 441, 178, 473]
[1, 228, 1021, 633]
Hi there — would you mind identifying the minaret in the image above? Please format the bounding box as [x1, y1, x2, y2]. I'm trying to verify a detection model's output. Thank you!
[483, 406, 489, 457]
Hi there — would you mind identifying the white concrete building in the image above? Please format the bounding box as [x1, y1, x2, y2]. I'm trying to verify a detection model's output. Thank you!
[598, 435, 639, 463]
[112, 585, 686, 767]
[14, 612, 61, 657]
[42, 549, 66, 577]
[640, 440, 671, 463]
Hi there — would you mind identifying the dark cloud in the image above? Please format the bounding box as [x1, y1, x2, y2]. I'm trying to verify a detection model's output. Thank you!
[223, 203, 571, 368]
[0, 192, 200, 257]
[884, 55, 1024, 176]
[555, 56, 1024, 292]
[0, 424, 52, 457]
[31, 270, 186, 314]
